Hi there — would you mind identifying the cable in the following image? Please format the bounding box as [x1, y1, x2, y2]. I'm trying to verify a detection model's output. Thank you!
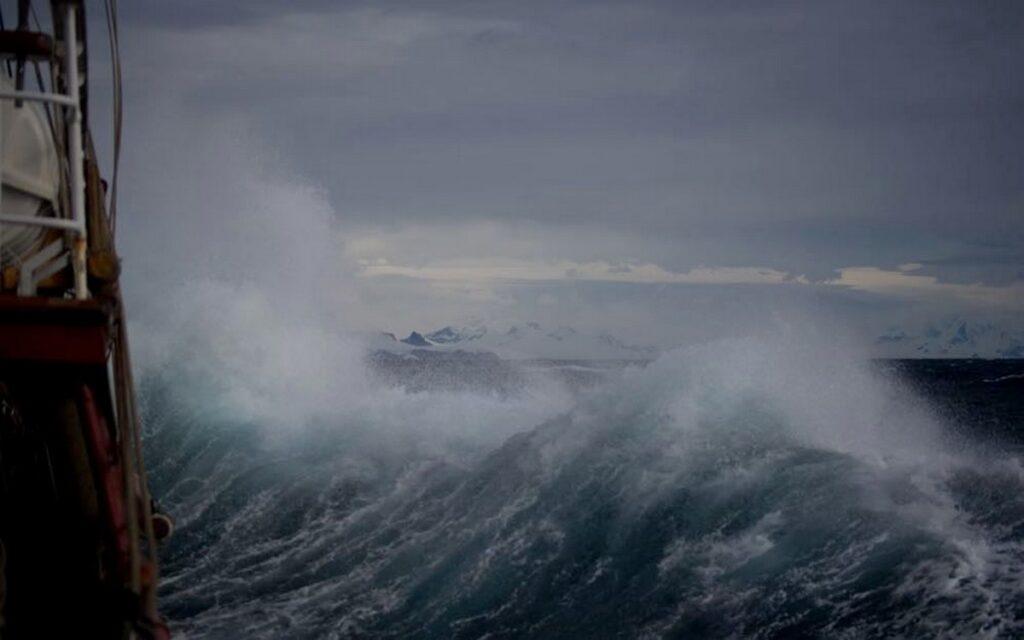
[103, 0, 123, 235]
[0, 5, 6, 74]
[0, 5, 10, 79]
[27, 4, 58, 149]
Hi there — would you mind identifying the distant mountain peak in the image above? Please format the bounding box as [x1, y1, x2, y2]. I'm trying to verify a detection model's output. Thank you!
[384, 321, 657, 359]
[426, 325, 486, 344]
[401, 331, 431, 347]
[949, 322, 970, 346]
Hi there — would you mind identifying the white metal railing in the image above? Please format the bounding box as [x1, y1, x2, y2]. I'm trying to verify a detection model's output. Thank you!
[0, 5, 88, 300]
[0, 89, 76, 106]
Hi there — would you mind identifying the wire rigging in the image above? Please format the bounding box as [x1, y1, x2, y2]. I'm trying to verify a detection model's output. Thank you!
[103, 0, 122, 236]
[0, 5, 8, 77]
[27, 4, 58, 156]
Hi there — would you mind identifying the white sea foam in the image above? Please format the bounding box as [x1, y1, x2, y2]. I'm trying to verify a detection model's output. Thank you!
[121, 105, 1024, 640]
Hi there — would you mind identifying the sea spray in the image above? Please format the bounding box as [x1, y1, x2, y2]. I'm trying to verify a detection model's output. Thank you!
[140, 324, 1024, 638]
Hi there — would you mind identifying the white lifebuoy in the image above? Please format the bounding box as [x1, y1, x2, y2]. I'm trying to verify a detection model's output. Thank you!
[1, 71, 61, 264]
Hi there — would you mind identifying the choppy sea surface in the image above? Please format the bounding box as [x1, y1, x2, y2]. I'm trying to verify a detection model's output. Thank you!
[143, 345, 1024, 639]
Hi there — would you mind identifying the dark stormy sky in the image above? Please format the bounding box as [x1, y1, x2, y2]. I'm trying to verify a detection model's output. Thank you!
[86, 1, 1024, 342]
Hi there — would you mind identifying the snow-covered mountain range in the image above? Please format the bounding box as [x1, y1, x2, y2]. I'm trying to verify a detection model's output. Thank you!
[367, 317, 1023, 361]
[874, 318, 1024, 359]
[374, 322, 658, 360]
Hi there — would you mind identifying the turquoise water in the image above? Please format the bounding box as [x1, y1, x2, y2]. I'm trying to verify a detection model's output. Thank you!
[145, 346, 1024, 638]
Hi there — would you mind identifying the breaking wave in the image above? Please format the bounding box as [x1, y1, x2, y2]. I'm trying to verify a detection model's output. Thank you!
[140, 307, 1024, 639]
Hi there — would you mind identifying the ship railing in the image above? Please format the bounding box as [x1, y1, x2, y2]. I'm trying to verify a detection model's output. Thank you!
[0, 3, 88, 300]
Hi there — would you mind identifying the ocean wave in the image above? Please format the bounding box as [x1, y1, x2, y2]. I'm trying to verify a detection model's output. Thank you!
[144, 335, 1024, 638]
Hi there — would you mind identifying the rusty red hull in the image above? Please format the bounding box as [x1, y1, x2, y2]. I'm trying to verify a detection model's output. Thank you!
[0, 296, 111, 364]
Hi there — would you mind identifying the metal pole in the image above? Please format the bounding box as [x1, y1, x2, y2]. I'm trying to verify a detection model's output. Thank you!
[65, 4, 88, 300]
[0, 90, 77, 106]
[0, 213, 86, 230]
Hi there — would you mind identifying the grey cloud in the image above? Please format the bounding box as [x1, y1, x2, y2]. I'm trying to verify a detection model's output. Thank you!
[88, 0, 1023, 339]
[122, 2, 1020, 262]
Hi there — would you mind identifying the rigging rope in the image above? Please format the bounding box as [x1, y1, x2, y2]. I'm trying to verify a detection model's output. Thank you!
[27, 4, 58, 159]
[0, 7, 8, 77]
[103, 0, 122, 236]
